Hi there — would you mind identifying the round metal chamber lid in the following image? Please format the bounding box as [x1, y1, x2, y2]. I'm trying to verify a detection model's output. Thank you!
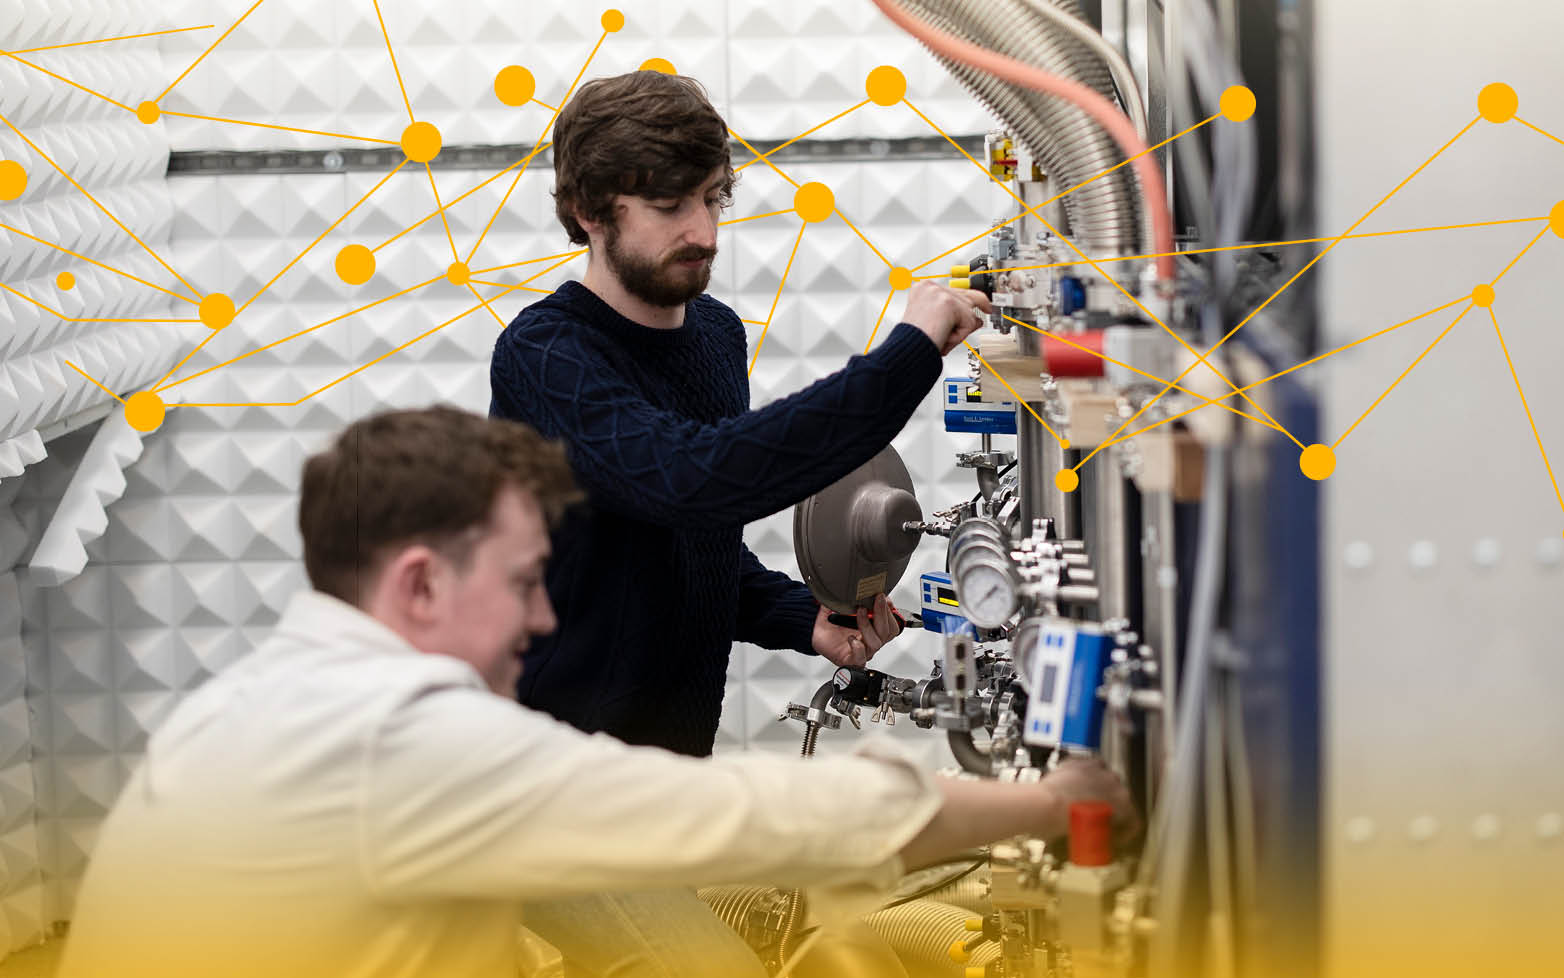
[793, 445, 924, 614]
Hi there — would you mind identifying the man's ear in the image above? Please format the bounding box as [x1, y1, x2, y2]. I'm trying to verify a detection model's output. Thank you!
[573, 203, 604, 240]
[381, 544, 442, 624]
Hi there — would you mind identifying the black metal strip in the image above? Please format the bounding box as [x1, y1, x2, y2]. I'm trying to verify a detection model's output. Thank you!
[166, 134, 988, 176]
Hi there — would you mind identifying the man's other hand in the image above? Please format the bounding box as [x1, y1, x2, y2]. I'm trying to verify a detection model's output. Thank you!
[1039, 757, 1142, 844]
[812, 594, 903, 668]
[900, 282, 993, 356]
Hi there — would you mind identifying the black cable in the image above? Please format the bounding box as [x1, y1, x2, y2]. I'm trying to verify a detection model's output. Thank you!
[876, 856, 988, 911]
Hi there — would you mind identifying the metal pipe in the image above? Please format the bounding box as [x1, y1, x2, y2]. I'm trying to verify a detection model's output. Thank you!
[1141, 488, 1179, 807]
[800, 680, 835, 757]
[1091, 445, 1130, 621]
[1014, 328, 1053, 535]
[1018, 411, 1051, 534]
[947, 729, 993, 776]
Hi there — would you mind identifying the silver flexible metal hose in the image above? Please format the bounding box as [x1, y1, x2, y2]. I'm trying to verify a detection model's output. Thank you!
[1019, 0, 1148, 142]
[697, 885, 790, 936]
[902, 0, 1145, 255]
[925, 868, 992, 914]
[863, 899, 1002, 973]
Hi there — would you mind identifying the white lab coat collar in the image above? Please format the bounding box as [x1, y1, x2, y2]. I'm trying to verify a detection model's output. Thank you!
[272, 588, 427, 659]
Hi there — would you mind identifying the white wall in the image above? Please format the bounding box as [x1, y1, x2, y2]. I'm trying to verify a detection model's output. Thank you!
[2, 0, 183, 954]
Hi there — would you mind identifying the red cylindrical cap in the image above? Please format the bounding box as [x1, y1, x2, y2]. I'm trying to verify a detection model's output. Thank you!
[1042, 331, 1106, 378]
[1068, 801, 1114, 866]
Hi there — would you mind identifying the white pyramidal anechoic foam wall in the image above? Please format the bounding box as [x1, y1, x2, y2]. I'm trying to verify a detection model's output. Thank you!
[153, 0, 991, 152]
[1, 0, 184, 956]
[1, 477, 47, 958]
[17, 0, 1026, 926]
[0, 3, 186, 461]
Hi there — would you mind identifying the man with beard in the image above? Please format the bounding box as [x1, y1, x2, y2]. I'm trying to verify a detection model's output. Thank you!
[489, 71, 994, 976]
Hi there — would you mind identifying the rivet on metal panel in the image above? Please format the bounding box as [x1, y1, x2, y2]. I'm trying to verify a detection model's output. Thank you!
[1535, 813, 1562, 842]
[1344, 817, 1376, 844]
[1471, 814, 1502, 841]
[1408, 540, 1438, 572]
[1344, 541, 1374, 571]
[1472, 538, 1501, 568]
[1408, 815, 1439, 843]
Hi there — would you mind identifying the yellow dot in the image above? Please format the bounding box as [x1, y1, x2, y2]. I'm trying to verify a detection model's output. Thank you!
[124, 391, 166, 433]
[1298, 443, 1336, 481]
[1220, 85, 1255, 122]
[601, 9, 625, 32]
[888, 267, 912, 290]
[639, 58, 676, 75]
[1478, 83, 1517, 123]
[336, 244, 375, 285]
[135, 101, 161, 124]
[1055, 468, 1079, 493]
[1471, 283, 1495, 308]
[401, 121, 442, 163]
[198, 293, 235, 330]
[0, 160, 26, 201]
[865, 66, 906, 106]
[446, 261, 471, 286]
[56, 271, 75, 291]
[494, 66, 536, 107]
[794, 182, 834, 223]
[1550, 201, 1564, 239]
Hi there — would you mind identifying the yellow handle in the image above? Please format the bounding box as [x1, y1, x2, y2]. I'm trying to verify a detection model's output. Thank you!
[964, 918, 985, 932]
[948, 940, 971, 964]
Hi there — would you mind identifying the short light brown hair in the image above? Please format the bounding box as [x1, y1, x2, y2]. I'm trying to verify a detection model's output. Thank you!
[552, 71, 735, 244]
[298, 406, 582, 603]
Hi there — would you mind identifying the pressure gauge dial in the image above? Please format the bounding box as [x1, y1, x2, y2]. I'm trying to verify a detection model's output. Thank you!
[1011, 616, 1044, 680]
[953, 553, 1019, 628]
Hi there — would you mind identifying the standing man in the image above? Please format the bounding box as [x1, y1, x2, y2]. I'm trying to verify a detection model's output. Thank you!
[490, 70, 991, 758]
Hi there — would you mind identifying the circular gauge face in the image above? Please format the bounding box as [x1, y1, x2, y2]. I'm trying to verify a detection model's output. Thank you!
[947, 518, 1007, 569]
[956, 558, 1018, 628]
[1011, 616, 1045, 680]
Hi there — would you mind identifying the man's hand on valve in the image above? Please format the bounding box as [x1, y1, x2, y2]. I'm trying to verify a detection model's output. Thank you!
[812, 593, 903, 669]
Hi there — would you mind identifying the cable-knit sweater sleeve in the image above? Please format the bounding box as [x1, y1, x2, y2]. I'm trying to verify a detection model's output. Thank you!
[490, 318, 942, 530]
[734, 544, 819, 654]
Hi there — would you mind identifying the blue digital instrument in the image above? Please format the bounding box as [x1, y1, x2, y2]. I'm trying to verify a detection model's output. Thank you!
[1020, 618, 1112, 751]
[919, 571, 971, 634]
[943, 378, 1017, 435]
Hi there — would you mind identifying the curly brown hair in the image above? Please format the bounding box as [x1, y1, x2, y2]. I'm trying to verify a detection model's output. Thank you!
[299, 406, 582, 603]
[552, 71, 735, 244]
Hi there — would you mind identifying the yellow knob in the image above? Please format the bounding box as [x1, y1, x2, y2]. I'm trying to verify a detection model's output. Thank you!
[950, 264, 971, 277]
[966, 967, 987, 978]
[948, 940, 971, 964]
[964, 917, 984, 932]
[950, 278, 971, 290]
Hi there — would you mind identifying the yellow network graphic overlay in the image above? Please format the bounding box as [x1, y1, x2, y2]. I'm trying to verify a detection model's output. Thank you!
[0, 11, 1559, 533]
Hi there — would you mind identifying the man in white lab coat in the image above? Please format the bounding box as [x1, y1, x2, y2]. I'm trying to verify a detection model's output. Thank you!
[58, 406, 1131, 978]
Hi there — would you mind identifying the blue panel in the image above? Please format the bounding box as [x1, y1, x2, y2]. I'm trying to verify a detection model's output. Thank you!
[1059, 630, 1111, 750]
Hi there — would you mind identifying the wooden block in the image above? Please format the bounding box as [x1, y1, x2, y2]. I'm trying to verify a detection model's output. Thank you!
[1127, 431, 1205, 499]
[974, 333, 1046, 403]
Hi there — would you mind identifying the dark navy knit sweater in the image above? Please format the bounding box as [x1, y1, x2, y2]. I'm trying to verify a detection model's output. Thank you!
[490, 280, 941, 756]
